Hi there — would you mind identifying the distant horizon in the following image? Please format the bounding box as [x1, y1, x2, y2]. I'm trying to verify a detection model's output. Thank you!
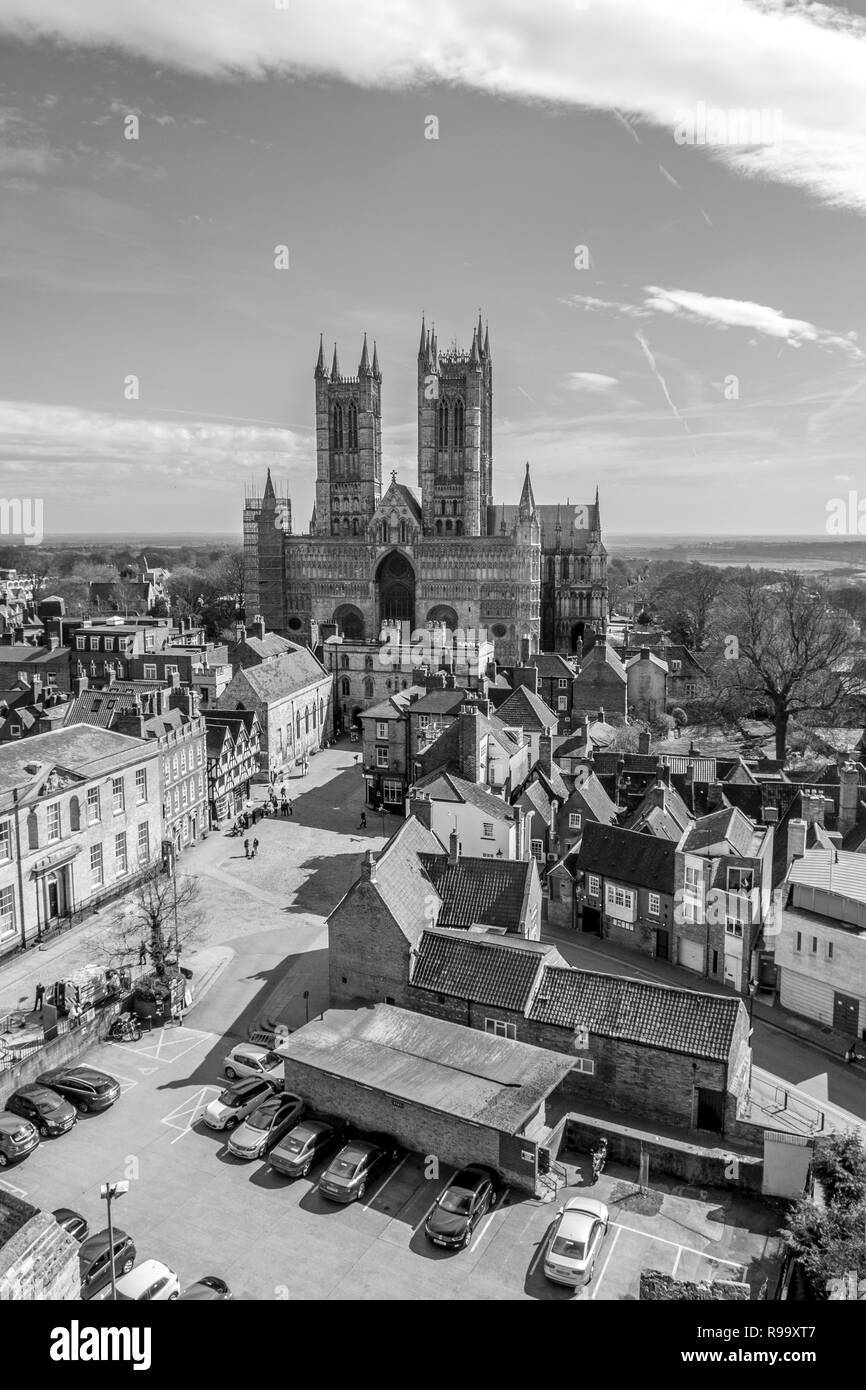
[3, 529, 864, 545]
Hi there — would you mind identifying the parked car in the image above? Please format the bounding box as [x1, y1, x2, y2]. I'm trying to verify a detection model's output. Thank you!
[227, 1092, 304, 1160]
[79, 1228, 137, 1299]
[52, 1208, 89, 1242]
[203, 1077, 279, 1131]
[424, 1166, 496, 1249]
[6, 1083, 76, 1138]
[269, 1117, 348, 1178]
[318, 1134, 400, 1204]
[0, 1112, 39, 1167]
[543, 1197, 609, 1288]
[92, 1258, 180, 1302]
[37, 1065, 120, 1114]
[223, 1044, 283, 1084]
[176, 1275, 232, 1301]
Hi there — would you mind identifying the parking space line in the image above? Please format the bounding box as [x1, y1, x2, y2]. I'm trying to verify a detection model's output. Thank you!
[0, 1176, 26, 1199]
[414, 1168, 457, 1233]
[471, 1187, 509, 1253]
[671, 1244, 683, 1278]
[611, 1220, 745, 1269]
[162, 1086, 223, 1144]
[362, 1152, 410, 1210]
[591, 1224, 622, 1300]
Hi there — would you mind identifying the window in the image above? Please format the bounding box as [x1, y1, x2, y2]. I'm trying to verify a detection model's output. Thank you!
[383, 780, 402, 803]
[90, 636, 98, 650]
[0, 883, 14, 940]
[76, 636, 85, 650]
[104, 637, 114, 652]
[670, 660, 681, 673]
[341, 679, 350, 697]
[557, 696, 568, 711]
[112, 776, 124, 814]
[181, 782, 188, 808]
[86, 786, 100, 824]
[172, 755, 178, 778]
[453, 399, 464, 448]
[376, 721, 388, 739]
[197, 742, 203, 766]
[482, 822, 494, 839]
[137, 823, 150, 862]
[143, 663, 157, 680]
[531, 839, 543, 861]
[115, 832, 127, 875]
[46, 802, 61, 842]
[569, 812, 582, 830]
[795, 931, 802, 953]
[811, 936, 818, 955]
[648, 892, 660, 917]
[180, 750, 187, 775]
[418, 714, 429, 730]
[135, 768, 147, 803]
[587, 874, 600, 898]
[558, 678, 568, 689]
[0, 820, 9, 861]
[10, 723, 21, 738]
[90, 843, 103, 887]
[825, 940, 834, 961]
[376, 746, 389, 768]
[572, 1057, 595, 1075]
[484, 1018, 516, 1040]
[198, 772, 204, 798]
[173, 787, 180, 814]
[685, 865, 701, 890]
[166, 665, 179, 679]
[725, 920, 743, 938]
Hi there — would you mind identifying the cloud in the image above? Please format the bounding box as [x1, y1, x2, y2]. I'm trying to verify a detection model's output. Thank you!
[2, 0, 866, 211]
[565, 372, 619, 393]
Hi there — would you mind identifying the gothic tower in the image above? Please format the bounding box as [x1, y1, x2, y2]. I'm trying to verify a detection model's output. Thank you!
[314, 334, 382, 538]
[417, 315, 493, 538]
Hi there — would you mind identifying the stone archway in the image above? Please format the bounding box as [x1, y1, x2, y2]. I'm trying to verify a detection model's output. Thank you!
[426, 604, 458, 630]
[333, 604, 365, 641]
[376, 550, 415, 626]
[570, 622, 586, 654]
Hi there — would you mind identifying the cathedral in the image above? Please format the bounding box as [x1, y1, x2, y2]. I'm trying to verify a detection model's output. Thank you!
[244, 316, 608, 663]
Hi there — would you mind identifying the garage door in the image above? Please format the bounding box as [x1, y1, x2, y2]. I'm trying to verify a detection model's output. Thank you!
[679, 939, 704, 973]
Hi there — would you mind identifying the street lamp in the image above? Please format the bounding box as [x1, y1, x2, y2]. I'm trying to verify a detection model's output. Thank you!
[99, 1180, 129, 1300]
[747, 979, 758, 1100]
[303, 989, 310, 1025]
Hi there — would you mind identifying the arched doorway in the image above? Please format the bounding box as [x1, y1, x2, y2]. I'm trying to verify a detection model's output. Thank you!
[426, 604, 458, 629]
[377, 550, 415, 626]
[333, 604, 365, 641]
[570, 622, 586, 654]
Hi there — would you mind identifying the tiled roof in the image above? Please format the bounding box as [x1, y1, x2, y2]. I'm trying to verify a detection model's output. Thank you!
[536, 502, 600, 548]
[528, 967, 742, 1061]
[237, 632, 293, 661]
[681, 806, 760, 857]
[221, 644, 327, 704]
[419, 853, 534, 930]
[0, 725, 158, 794]
[575, 643, 626, 682]
[413, 770, 517, 821]
[577, 821, 677, 894]
[534, 762, 570, 802]
[0, 644, 69, 665]
[411, 929, 558, 1008]
[365, 817, 445, 945]
[571, 772, 618, 825]
[394, 483, 423, 523]
[519, 779, 554, 826]
[530, 653, 577, 679]
[496, 685, 559, 732]
[409, 689, 466, 715]
[625, 650, 669, 672]
[360, 692, 411, 720]
[64, 686, 140, 729]
[788, 847, 866, 904]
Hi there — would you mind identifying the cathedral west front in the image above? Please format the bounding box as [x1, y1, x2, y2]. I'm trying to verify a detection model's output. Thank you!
[244, 316, 608, 663]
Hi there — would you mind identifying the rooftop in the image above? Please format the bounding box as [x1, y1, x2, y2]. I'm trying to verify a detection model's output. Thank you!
[577, 821, 678, 893]
[418, 852, 534, 931]
[0, 724, 158, 795]
[412, 928, 563, 1009]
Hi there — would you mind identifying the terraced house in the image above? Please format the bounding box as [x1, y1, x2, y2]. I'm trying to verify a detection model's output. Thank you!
[202, 709, 261, 826]
[0, 726, 163, 958]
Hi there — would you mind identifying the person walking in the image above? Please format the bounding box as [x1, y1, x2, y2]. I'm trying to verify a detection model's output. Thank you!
[139, 940, 147, 965]
[253, 837, 260, 858]
[244, 837, 250, 859]
[287, 797, 293, 817]
[34, 981, 45, 1013]
[359, 811, 367, 830]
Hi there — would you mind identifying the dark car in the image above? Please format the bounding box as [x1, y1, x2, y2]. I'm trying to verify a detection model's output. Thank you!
[37, 1066, 120, 1114]
[425, 1166, 496, 1249]
[0, 1111, 39, 1167]
[269, 1117, 347, 1178]
[227, 1092, 304, 1161]
[53, 1208, 89, 1242]
[79, 1228, 136, 1299]
[176, 1275, 232, 1301]
[318, 1133, 399, 1204]
[7, 1084, 76, 1138]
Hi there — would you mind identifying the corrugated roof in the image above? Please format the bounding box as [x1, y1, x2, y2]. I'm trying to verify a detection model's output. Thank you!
[277, 1004, 574, 1133]
[412, 928, 559, 1008]
[577, 821, 677, 893]
[528, 967, 741, 1060]
[418, 853, 533, 930]
[788, 847, 866, 904]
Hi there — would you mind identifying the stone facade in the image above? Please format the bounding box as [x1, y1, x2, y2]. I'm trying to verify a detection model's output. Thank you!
[244, 318, 608, 665]
[0, 1194, 81, 1300]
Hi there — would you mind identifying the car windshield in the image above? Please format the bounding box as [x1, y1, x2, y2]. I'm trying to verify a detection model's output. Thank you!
[331, 1149, 366, 1178]
[246, 1104, 277, 1131]
[552, 1234, 587, 1260]
[263, 1053, 281, 1068]
[439, 1188, 474, 1215]
[36, 1096, 62, 1114]
[279, 1134, 306, 1153]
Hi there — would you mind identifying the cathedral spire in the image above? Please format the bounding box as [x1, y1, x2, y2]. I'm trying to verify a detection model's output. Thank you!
[331, 342, 340, 379]
[483, 322, 490, 359]
[263, 468, 276, 501]
[476, 310, 484, 351]
[594, 483, 601, 531]
[518, 461, 536, 518]
[469, 328, 480, 369]
[418, 313, 427, 358]
[372, 339, 381, 381]
[429, 324, 438, 371]
[359, 332, 371, 377]
[314, 333, 327, 379]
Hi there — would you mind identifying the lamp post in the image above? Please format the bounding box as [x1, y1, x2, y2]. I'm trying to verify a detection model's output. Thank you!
[747, 979, 758, 1101]
[99, 1180, 129, 1301]
[303, 989, 310, 1025]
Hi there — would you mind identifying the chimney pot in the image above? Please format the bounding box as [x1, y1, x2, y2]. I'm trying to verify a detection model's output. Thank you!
[448, 829, 460, 865]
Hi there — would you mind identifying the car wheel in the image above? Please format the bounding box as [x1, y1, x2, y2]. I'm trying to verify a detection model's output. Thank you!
[39, 1124, 50, 1138]
[225, 1066, 237, 1080]
[168, 1292, 179, 1301]
[463, 1228, 472, 1249]
[121, 1257, 134, 1275]
[225, 1116, 237, 1128]
[77, 1100, 89, 1114]
[356, 1182, 366, 1200]
[301, 1161, 311, 1177]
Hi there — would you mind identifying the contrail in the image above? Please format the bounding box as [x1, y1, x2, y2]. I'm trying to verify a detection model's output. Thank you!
[634, 331, 695, 451]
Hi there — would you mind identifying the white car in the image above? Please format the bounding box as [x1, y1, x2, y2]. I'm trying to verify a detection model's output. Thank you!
[92, 1259, 180, 1301]
[543, 1197, 609, 1288]
[223, 1044, 284, 1084]
[203, 1077, 278, 1130]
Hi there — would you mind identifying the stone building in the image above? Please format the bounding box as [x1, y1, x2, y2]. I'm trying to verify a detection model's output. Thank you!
[244, 317, 608, 664]
[215, 641, 331, 779]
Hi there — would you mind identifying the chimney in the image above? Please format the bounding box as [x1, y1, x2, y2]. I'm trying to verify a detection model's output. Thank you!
[519, 636, 531, 664]
[838, 761, 860, 837]
[538, 734, 552, 776]
[73, 673, 88, 696]
[320, 622, 338, 643]
[445, 673, 456, 690]
[448, 828, 460, 865]
[787, 817, 807, 865]
[235, 622, 246, 644]
[458, 706, 480, 782]
[597, 707, 605, 724]
[513, 665, 539, 695]
[361, 849, 377, 883]
[474, 697, 491, 717]
[801, 791, 827, 828]
[660, 765, 671, 787]
[408, 793, 432, 830]
[638, 730, 651, 755]
[13, 625, 24, 644]
[248, 615, 266, 641]
[48, 634, 59, 651]
[640, 647, 650, 661]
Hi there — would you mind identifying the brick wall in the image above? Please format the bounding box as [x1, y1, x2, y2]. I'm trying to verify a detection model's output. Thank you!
[563, 1115, 763, 1188]
[0, 1199, 81, 1299]
[328, 880, 413, 1009]
[640, 1271, 750, 1300]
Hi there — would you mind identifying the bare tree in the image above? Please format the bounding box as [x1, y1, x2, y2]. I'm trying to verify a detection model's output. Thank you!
[648, 562, 728, 650]
[107, 866, 203, 979]
[709, 572, 864, 762]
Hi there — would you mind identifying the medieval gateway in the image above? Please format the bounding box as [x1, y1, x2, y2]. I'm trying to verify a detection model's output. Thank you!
[244, 315, 609, 662]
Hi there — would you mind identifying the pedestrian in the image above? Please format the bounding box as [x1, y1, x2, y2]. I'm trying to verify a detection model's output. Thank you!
[244, 837, 250, 859]
[34, 981, 45, 1013]
[359, 812, 367, 830]
[288, 798, 293, 817]
[138, 940, 147, 965]
[253, 837, 260, 858]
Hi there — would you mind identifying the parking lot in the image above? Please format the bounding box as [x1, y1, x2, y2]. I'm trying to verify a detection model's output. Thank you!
[2, 1026, 781, 1300]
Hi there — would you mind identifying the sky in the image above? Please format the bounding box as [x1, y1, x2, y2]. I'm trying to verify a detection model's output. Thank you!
[0, 0, 865, 539]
